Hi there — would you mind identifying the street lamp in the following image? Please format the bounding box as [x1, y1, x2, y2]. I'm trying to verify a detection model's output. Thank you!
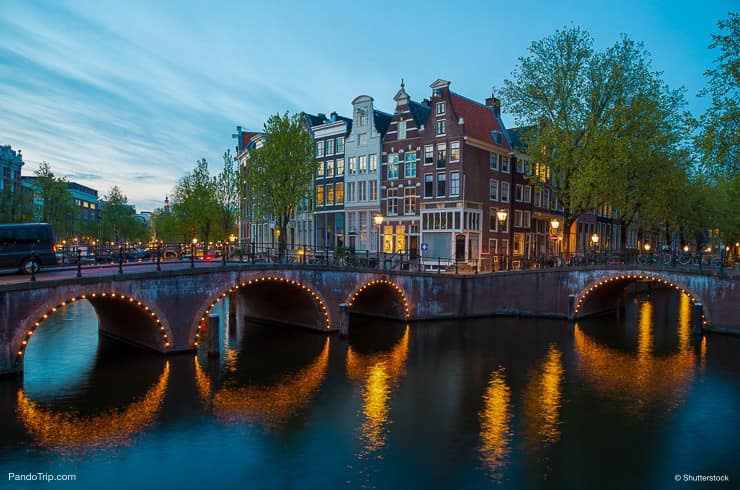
[591, 233, 600, 264]
[373, 213, 384, 269]
[549, 218, 560, 265]
[191, 237, 198, 268]
[496, 209, 508, 270]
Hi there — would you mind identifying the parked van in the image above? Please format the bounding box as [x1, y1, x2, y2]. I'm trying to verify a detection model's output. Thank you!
[0, 223, 58, 273]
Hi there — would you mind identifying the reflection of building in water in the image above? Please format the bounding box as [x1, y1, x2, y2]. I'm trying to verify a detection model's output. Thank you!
[17, 362, 170, 453]
[574, 294, 696, 414]
[345, 326, 409, 457]
[523, 345, 563, 449]
[211, 338, 330, 429]
[478, 367, 512, 481]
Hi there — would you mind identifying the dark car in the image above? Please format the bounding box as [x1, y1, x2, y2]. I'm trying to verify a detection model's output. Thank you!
[0, 223, 58, 274]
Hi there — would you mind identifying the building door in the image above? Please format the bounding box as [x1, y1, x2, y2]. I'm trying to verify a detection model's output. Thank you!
[455, 234, 466, 261]
[409, 235, 419, 259]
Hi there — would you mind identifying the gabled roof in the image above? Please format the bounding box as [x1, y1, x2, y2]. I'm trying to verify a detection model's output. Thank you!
[449, 92, 511, 151]
[241, 131, 260, 151]
[408, 100, 431, 128]
[373, 109, 392, 136]
[303, 112, 326, 128]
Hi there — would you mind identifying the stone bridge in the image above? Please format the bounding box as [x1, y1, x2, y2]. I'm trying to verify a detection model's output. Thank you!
[1, 264, 738, 375]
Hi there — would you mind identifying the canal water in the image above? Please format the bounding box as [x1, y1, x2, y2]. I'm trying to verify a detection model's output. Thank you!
[1, 288, 738, 489]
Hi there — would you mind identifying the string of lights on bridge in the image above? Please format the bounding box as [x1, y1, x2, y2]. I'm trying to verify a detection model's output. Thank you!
[574, 273, 708, 328]
[16, 292, 170, 364]
[195, 276, 332, 347]
[348, 279, 410, 319]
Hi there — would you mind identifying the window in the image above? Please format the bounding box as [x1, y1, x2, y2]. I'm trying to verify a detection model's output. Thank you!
[336, 158, 345, 176]
[489, 238, 498, 254]
[369, 154, 377, 172]
[326, 159, 334, 178]
[316, 185, 324, 206]
[502, 239, 509, 253]
[489, 179, 498, 201]
[387, 189, 398, 215]
[500, 154, 510, 173]
[335, 182, 344, 203]
[317, 161, 324, 178]
[424, 145, 434, 165]
[326, 138, 334, 156]
[404, 187, 416, 215]
[357, 109, 368, 126]
[327, 184, 335, 205]
[543, 189, 550, 210]
[369, 180, 378, 201]
[359, 155, 367, 173]
[489, 208, 498, 231]
[490, 153, 498, 170]
[523, 185, 531, 202]
[436, 120, 446, 136]
[358, 181, 367, 201]
[516, 184, 523, 201]
[315, 141, 324, 158]
[534, 188, 541, 207]
[398, 120, 407, 140]
[450, 141, 460, 162]
[436, 101, 446, 115]
[493, 131, 503, 145]
[501, 181, 510, 202]
[336, 137, 345, 154]
[437, 173, 446, 196]
[349, 157, 357, 175]
[424, 174, 433, 197]
[348, 182, 356, 202]
[437, 143, 447, 168]
[388, 154, 399, 179]
[516, 159, 524, 173]
[450, 172, 460, 196]
[404, 152, 417, 178]
[513, 233, 524, 255]
[358, 133, 367, 146]
[514, 210, 523, 227]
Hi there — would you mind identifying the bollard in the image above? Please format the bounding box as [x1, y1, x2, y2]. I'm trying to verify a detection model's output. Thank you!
[691, 302, 704, 334]
[76, 260, 82, 278]
[339, 303, 349, 336]
[208, 314, 221, 357]
[568, 294, 576, 320]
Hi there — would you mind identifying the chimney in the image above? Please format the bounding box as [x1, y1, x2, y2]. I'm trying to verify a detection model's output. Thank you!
[317, 113, 326, 122]
[486, 97, 501, 117]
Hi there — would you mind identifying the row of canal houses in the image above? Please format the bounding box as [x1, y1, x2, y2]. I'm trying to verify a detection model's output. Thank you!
[235, 79, 622, 270]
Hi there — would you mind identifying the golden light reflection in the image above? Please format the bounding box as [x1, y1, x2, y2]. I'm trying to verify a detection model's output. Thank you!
[523, 345, 563, 448]
[211, 338, 330, 430]
[478, 367, 512, 480]
[346, 326, 409, 457]
[574, 295, 695, 415]
[17, 362, 170, 454]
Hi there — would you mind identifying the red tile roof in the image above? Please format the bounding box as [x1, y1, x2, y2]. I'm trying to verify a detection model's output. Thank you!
[449, 93, 510, 151]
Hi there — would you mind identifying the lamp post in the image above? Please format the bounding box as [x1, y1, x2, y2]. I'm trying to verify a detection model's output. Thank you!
[191, 237, 198, 268]
[373, 213, 384, 269]
[591, 233, 600, 264]
[229, 234, 236, 261]
[496, 209, 508, 270]
[549, 218, 560, 266]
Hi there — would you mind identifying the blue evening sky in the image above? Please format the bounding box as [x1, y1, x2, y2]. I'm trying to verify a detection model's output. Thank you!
[0, 0, 733, 211]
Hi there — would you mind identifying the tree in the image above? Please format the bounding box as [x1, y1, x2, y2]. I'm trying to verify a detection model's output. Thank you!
[172, 159, 219, 244]
[33, 162, 76, 238]
[100, 186, 147, 244]
[0, 185, 33, 223]
[698, 12, 739, 178]
[245, 112, 316, 259]
[501, 28, 690, 253]
[214, 149, 243, 241]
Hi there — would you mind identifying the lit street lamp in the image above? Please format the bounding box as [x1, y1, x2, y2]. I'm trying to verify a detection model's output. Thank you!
[497, 209, 508, 270]
[591, 233, 600, 264]
[374, 213, 384, 269]
[549, 218, 560, 266]
[191, 237, 198, 268]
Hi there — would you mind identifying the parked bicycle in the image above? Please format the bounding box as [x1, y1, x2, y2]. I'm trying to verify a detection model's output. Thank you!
[662, 250, 693, 266]
[637, 252, 659, 265]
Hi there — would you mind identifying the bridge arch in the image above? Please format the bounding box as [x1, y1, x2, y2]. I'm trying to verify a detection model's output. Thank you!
[573, 272, 709, 327]
[190, 275, 332, 346]
[15, 291, 173, 370]
[346, 279, 410, 320]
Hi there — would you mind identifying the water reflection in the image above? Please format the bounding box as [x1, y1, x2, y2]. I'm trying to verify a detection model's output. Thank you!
[523, 345, 564, 447]
[574, 292, 696, 415]
[478, 367, 512, 480]
[17, 362, 169, 454]
[346, 324, 409, 458]
[210, 337, 330, 429]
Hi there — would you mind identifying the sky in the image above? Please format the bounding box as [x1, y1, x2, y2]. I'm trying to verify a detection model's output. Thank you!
[0, 0, 734, 212]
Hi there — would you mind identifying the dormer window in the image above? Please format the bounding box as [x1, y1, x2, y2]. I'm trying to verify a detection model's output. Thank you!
[493, 131, 503, 146]
[356, 108, 368, 126]
[436, 102, 446, 115]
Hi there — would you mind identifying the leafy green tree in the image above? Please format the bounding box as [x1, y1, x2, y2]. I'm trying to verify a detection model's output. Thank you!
[151, 207, 185, 243]
[33, 162, 76, 238]
[172, 158, 220, 244]
[100, 186, 147, 244]
[0, 185, 33, 223]
[245, 112, 316, 259]
[214, 149, 243, 241]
